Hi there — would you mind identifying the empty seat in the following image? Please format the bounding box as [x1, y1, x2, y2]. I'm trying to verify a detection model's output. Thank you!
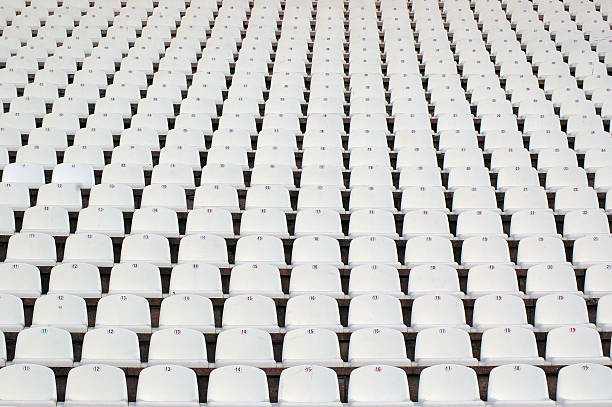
[487, 364, 555, 406]
[120, 234, 171, 267]
[466, 265, 521, 297]
[81, 327, 141, 367]
[573, 235, 612, 268]
[534, 294, 593, 331]
[348, 327, 410, 367]
[417, 364, 484, 405]
[13, 326, 73, 367]
[277, 365, 342, 407]
[168, 263, 223, 298]
[285, 294, 343, 332]
[31, 294, 88, 333]
[472, 294, 530, 331]
[95, 293, 151, 333]
[135, 365, 199, 407]
[0, 293, 24, 331]
[0, 364, 57, 406]
[206, 365, 271, 407]
[414, 327, 478, 366]
[480, 326, 544, 366]
[461, 236, 512, 267]
[178, 234, 229, 266]
[64, 364, 128, 407]
[282, 328, 343, 367]
[516, 236, 567, 268]
[407, 264, 462, 297]
[411, 294, 469, 331]
[348, 365, 413, 406]
[0, 262, 42, 298]
[556, 363, 612, 406]
[221, 294, 279, 332]
[234, 235, 286, 266]
[526, 263, 580, 297]
[405, 236, 457, 267]
[348, 294, 407, 331]
[215, 327, 276, 368]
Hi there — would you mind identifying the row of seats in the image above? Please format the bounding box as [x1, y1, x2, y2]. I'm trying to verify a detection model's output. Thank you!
[2, 205, 611, 240]
[1, 323, 611, 368]
[2, 290, 612, 332]
[3, 231, 611, 268]
[0, 362, 610, 405]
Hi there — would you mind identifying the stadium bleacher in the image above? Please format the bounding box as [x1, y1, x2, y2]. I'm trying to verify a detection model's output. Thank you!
[0, 0, 611, 404]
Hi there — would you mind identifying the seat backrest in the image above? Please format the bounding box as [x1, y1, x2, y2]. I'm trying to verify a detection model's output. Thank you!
[348, 294, 406, 330]
[277, 365, 341, 404]
[414, 327, 474, 360]
[81, 327, 140, 367]
[159, 294, 215, 332]
[0, 363, 57, 403]
[215, 326, 274, 364]
[285, 294, 341, 330]
[348, 365, 411, 404]
[221, 294, 278, 331]
[480, 326, 540, 360]
[556, 363, 612, 403]
[65, 364, 128, 405]
[95, 293, 151, 332]
[136, 364, 199, 404]
[487, 364, 551, 403]
[206, 365, 270, 404]
[546, 326, 604, 359]
[535, 293, 590, 328]
[177, 234, 229, 266]
[348, 327, 408, 361]
[418, 364, 481, 402]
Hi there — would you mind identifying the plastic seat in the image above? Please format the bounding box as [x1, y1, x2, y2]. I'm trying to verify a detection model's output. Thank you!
[526, 263, 580, 297]
[414, 326, 478, 367]
[586, 266, 612, 298]
[13, 326, 73, 367]
[2, 163, 45, 188]
[228, 263, 283, 298]
[0, 182, 30, 211]
[486, 364, 555, 406]
[554, 186, 599, 214]
[417, 364, 484, 405]
[348, 365, 413, 406]
[64, 364, 128, 407]
[546, 167, 588, 192]
[81, 327, 141, 367]
[347, 264, 403, 298]
[206, 365, 271, 407]
[277, 365, 342, 407]
[573, 235, 612, 268]
[410, 294, 469, 331]
[95, 294, 152, 333]
[405, 236, 457, 267]
[534, 293, 593, 331]
[201, 164, 245, 188]
[285, 294, 343, 332]
[297, 186, 344, 212]
[348, 294, 407, 331]
[31, 294, 87, 333]
[516, 236, 567, 268]
[282, 328, 343, 367]
[135, 364, 199, 407]
[401, 187, 448, 213]
[234, 235, 286, 266]
[239, 208, 289, 237]
[510, 210, 559, 239]
[168, 262, 223, 298]
[407, 264, 462, 297]
[504, 186, 550, 213]
[556, 363, 612, 406]
[293, 209, 342, 237]
[21, 206, 70, 236]
[456, 210, 505, 239]
[6, 232, 56, 266]
[0, 364, 57, 406]
[215, 327, 276, 368]
[480, 326, 545, 365]
[546, 326, 611, 365]
[120, 234, 171, 267]
[178, 234, 229, 266]
[193, 185, 239, 211]
[221, 294, 279, 332]
[245, 185, 292, 212]
[347, 326, 410, 367]
[159, 294, 215, 333]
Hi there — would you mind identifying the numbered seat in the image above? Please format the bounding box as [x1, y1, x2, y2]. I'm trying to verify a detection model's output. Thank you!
[221, 294, 279, 332]
[135, 365, 199, 407]
[348, 294, 407, 331]
[0, 364, 57, 406]
[206, 365, 271, 407]
[277, 365, 342, 407]
[95, 294, 151, 333]
[13, 326, 73, 367]
[417, 364, 484, 406]
[80, 327, 141, 367]
[281, 328, 343, 367]
[31, 294, 88, 333]
[487, 364, 555, 406]
[480, 326, 544, 366]
[285, 294, 343, 332]
[64, 364, 128, 407]
[215, 327, 276, 368]
[348, 327, 411, 367]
